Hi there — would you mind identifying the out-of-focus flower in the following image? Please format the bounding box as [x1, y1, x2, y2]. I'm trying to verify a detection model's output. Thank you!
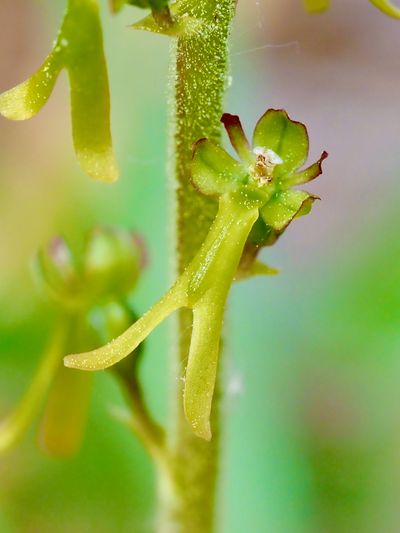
[0, 227, 145, 456]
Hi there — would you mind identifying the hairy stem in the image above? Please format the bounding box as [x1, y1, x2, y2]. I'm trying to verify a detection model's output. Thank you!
[160, 1, 237, 531]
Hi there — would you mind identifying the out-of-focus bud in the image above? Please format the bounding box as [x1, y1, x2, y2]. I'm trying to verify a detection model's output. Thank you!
[35, 227, 146, 310]
[35, 237, 83, 307]
[84, 227, 145, 303]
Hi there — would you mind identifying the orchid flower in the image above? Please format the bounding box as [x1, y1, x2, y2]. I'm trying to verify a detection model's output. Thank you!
[64, 109, 327, 441]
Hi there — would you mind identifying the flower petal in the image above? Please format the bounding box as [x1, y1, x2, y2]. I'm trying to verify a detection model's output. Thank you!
[221, 113, 253, 165]
[260, 190, 317, 232]
[285, 151, 328, 186]
[252, 109, 309, 176]
[191, 139, 246, 196]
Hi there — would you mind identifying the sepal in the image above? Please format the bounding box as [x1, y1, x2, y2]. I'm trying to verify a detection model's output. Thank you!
[191, 139, 246, 196]
[285, 151, 328, 186]
[260, 190, 317, 231]
[221, 113, 253, 165]
[253, 109, 309, 177]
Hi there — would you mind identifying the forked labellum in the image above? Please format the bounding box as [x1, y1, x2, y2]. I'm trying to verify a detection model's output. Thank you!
[0, 0, 118, 182]
[64, 109, 327, 441]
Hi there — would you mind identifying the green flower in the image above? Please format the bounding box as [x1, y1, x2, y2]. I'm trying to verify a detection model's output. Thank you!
[0, 0, 117, 182]
[64, 109, 327, 441]
[0, 228, 144, 456]
[304, 0, 400, 18]
[193, 110, 327, 261]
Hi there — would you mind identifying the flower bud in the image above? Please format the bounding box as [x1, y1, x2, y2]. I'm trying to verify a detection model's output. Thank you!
[35, 227, 146, 310]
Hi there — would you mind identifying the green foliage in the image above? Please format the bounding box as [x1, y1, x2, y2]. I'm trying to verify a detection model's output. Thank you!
[0, 0, 118, 182]
[64, 109, 326, 441]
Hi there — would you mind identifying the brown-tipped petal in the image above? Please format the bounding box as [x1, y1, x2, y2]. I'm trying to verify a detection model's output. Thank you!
[261, 190, 317, 232]
[221, 113, 253, 164]
[285, 151, 328, 186]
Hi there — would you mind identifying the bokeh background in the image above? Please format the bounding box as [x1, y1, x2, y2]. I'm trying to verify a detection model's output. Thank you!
[1, 0, 400, 531]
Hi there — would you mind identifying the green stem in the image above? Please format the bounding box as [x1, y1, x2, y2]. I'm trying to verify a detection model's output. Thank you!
[118, 372, 169, 471]
[161, 1, 237, 531]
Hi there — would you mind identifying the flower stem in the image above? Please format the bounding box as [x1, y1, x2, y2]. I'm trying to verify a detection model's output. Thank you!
[160, 1, 237, 531]
[118, 371, 169, 471]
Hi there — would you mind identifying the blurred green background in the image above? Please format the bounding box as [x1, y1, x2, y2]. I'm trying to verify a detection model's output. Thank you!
[1, 0, 400, 531]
